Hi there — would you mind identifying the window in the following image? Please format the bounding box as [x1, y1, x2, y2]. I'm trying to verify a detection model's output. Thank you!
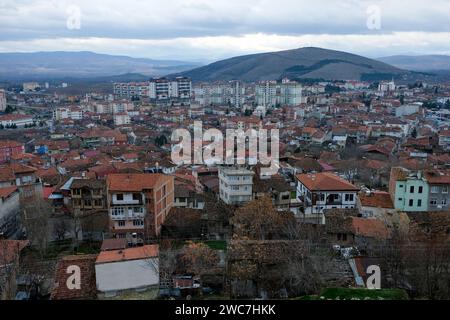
[133, 220, 144, 226]
[231, 186, 239, 191]
[417, 199, 422, 207]
[84, 199, 92, 206]
[430, 199, 437, 206]
[132, 193, 141, 201]
[116, 194, 124, 201]
[112, 207, 125, 216]
[399, 184, 404, 188]
[345, 194, 354, 202]
[442, 199, 447, 206]
[410, 186, 414, 193]
[342, 234, 347, 241]
[118, 220, 125, 227]
[398, 198, 403, 202]
[443, 186, 448, 194]
[73, 188, 81, 195]
[418, 186, 423, 194]
[431, 186, 439, 194]
[133, 207, 143, 213]
[409, 199, 414, 207]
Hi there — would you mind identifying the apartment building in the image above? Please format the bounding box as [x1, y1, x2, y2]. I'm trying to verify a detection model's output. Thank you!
[106, 173, 174, 243]
[255, 80, 302, 107]
[296, 172, 359, 223]
[52, 107, 84, 121]
[193, 80, 245, 107]
[0, 89, 6, 112]
[113, 77, 191, 105]
[389, 167, 450, 212]
[113, 113, 131, 126]
[218, 167, 254, 205]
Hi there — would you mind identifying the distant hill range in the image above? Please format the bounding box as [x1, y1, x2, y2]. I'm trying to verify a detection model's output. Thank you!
[377, 55, 450, 72]
[0, 51, 202, 81]
[172, 47, 430, 82]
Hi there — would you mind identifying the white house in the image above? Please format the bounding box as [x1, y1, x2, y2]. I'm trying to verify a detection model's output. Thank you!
[219, 167, 254, 205]
[95, 245, 159, 299]
[296, 172, 359, 223]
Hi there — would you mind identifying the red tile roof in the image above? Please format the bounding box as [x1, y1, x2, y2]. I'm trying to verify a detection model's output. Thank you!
[296, 172, 358, 191]
[96, 245, 159, 264]
[107, 173, 165, 192]
[0, 186, 18, 199]
[359, 191, 394, 209]
[351, 217, 391, 239]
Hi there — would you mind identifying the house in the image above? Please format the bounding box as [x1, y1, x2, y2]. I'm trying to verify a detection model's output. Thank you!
[296, 172, 359, 223]
[0, 186, 21, 239]
[326, 210, 391, 247]
[389, 167, 450, 212]
[218, 167, 254, 206]
[357, 191, 395, 218]
[106, 173, 174, 242]
[252, 172, 293, 211]
[95, 245, 159, 299]
[70, 179, 109, 241]
[50, 254, 98, 300]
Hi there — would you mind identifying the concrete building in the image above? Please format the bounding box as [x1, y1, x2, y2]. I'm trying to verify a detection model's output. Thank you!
[193, 80, 245, 108]
[0, 114, 34, 128]
[296, 172, 359, 223]
[113, 113, 131, 126]
[219, 167, 254, 205]
[106, 173, 174, 242]
[0, 89, 6, 112]
[113, 77, 191, 105]
[52, 107, 84, 121]
[22, 82, 40, 92]
[256, 80, 302, 107]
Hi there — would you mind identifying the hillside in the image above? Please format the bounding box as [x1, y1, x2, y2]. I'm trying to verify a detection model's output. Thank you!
[0, 51, 201, 80]
[173, 47, 409, 82]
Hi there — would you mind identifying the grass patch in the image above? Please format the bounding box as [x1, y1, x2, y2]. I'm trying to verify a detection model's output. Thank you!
[309, 288, 409, 300]
[203, 240, 227, 251]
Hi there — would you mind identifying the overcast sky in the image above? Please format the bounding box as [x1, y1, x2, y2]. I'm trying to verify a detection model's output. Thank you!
[1, 0, 450, 62]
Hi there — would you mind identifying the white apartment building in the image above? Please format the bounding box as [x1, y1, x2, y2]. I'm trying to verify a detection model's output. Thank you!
[113, 77, 191, 104]
[219, 167, 254, 205]
[0, 89, 6, 112]
[114, 113, 131, 126]
[378, 80, 396, 94]
[256, 80, 302, 107]
[53, 107, 84, 121]
[193, 80, 245, 107]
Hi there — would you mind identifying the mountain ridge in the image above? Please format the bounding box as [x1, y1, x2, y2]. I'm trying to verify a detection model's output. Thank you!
[0, 51, 202, 80]
[172, 47, 411, 82]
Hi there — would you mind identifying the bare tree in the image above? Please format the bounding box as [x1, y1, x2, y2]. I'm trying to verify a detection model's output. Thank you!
[22, 199, 52, 259]
[53, 218, 70, 241]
